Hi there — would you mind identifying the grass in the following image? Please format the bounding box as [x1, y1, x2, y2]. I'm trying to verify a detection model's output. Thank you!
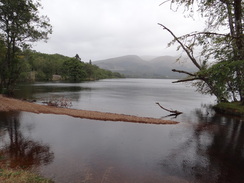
[213, 102, 244, 117]
[0, 168, 53, 183]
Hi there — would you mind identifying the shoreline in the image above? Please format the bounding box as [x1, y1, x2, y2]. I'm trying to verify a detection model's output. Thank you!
[213, 102, 244, 117]
[0, 95, 179, 125]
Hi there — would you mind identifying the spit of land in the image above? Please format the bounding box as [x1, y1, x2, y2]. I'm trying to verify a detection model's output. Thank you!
[0, 95, 178, 125]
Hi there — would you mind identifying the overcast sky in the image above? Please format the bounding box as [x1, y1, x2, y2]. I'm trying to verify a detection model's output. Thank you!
[33, 0, 205, 61]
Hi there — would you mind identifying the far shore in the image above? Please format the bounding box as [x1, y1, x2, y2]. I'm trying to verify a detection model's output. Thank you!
[0, 95, 179, 125]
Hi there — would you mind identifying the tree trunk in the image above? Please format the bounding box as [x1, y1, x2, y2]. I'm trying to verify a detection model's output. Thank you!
[233, 0, 244, 59]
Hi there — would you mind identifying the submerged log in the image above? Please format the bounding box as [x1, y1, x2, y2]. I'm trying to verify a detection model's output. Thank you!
[156, 102, 183, 115]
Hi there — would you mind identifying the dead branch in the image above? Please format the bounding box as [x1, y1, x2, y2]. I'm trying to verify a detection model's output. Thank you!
[172, 69, 196, 76]
[159, 0, 171, 6]
[172, 78, 201, 83]
[158, 23, 201, 70]
[172, 69, 201, 83]
[156, 102, 183, 115]
[178, 31, 231, 38]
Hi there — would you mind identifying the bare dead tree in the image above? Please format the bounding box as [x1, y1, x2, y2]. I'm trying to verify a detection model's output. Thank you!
[156, 102, 183, 115]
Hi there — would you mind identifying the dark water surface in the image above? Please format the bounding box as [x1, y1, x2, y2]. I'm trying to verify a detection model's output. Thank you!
[0, 79, 244, 183]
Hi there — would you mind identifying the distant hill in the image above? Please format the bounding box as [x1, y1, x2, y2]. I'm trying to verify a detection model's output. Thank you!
[93, 55, 197, 78]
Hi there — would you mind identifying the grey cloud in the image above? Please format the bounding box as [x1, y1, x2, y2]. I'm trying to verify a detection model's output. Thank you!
[34, 0, 205, 61]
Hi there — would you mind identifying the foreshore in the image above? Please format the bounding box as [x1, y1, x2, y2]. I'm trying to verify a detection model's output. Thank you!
[0, 95, 178, 125]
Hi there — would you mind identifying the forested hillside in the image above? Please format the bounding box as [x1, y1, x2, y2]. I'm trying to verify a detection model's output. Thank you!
[19, 50, 124, 82]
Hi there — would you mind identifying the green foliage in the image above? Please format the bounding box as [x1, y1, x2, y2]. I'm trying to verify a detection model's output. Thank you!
[196, 60, 244, 102]
[60, 57, 124, 81]
[19, 50, 124, 82]
[161, 0, 244, 103]
[0, 168, 53, 183]
[22, 50, 69, 81]
[213, 102, 244, 117]
[0, 0, 52, 43]
[84, 64, 123, 80]
[62, 58, 87, 82]
[0, 0, 52, 94]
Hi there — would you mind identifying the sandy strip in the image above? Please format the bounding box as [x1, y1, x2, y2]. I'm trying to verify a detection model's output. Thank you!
[0, 95, 178, 125]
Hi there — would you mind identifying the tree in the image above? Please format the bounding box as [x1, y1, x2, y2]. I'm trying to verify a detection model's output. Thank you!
[17, 50, 124, 82]
[0, 0, 52, 94]
[62, 58, 87, 82]
[75, 54, 81, 61]
[84, 62, 94, 80]
[159, 0, 244, 103]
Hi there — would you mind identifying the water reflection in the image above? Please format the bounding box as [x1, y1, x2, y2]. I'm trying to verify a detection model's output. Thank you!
[0, 112, 54, 169]
[161, 107, 244, 183]
[0, 109, 243, 182]
[2, 79, 244, 183]
[14, 82, 88, 101]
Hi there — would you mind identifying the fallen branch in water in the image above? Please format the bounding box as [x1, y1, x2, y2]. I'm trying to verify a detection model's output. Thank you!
[156, 102, 183, 115]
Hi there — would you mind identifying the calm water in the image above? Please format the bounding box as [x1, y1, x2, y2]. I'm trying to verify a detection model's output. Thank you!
[0, 79, 244, 183]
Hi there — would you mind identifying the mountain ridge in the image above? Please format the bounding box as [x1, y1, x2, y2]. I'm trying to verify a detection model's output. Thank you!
[93, 55, 196, 78]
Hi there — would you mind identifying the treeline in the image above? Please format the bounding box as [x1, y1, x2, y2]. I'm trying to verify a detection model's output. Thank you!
[0, 0, 120, 95]
[19, 50, 124, 82]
